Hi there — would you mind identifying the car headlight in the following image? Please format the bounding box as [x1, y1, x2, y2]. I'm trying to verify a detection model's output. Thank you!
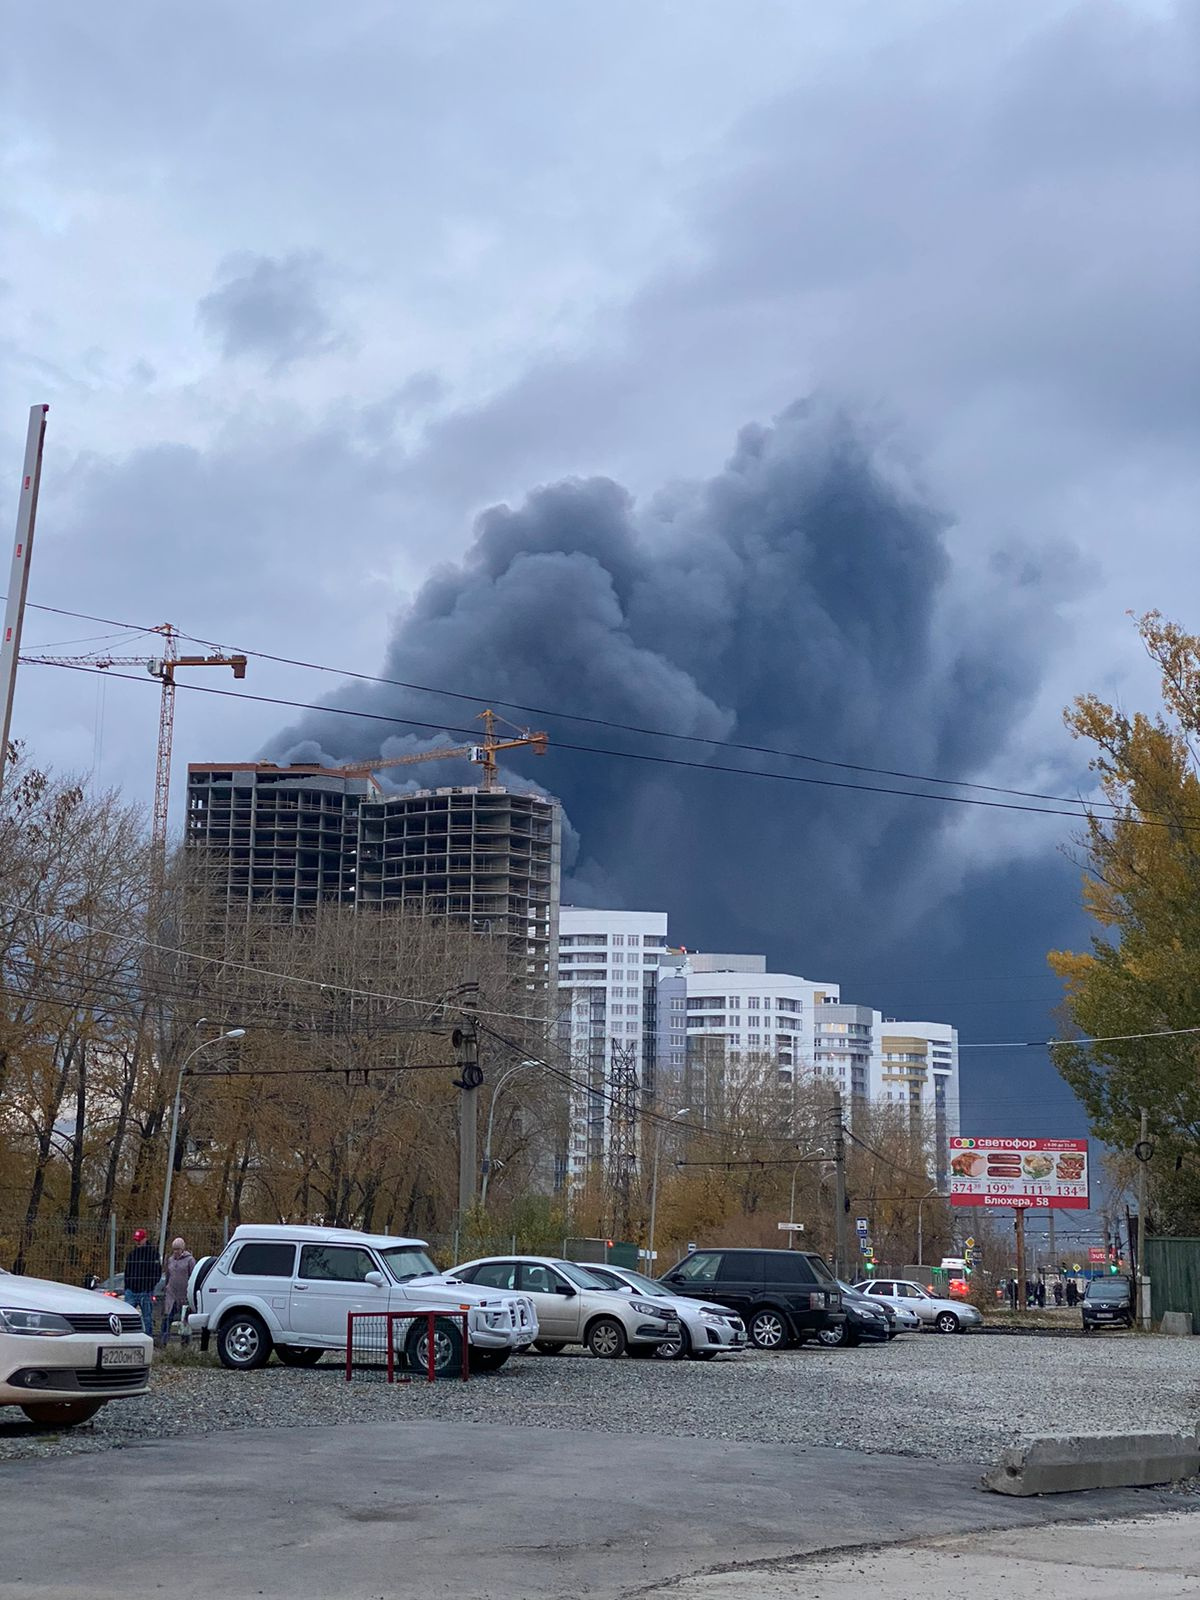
[630, 1300, 671, 1319]
[0, 1307, 74, 1336]
[699, 1309, 726, 1324]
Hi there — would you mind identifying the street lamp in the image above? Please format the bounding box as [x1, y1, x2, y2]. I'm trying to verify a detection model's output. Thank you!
[480, 1059, 537, 1208]
[646, 1108, 689, 1271]
[788, 1147, 826, 1249]
[916, 1186, 947, 1268]
[158, 1026, 246, 1257]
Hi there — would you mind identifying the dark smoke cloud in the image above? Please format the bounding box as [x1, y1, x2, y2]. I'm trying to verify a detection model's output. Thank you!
[271, 399, 1086, 1102]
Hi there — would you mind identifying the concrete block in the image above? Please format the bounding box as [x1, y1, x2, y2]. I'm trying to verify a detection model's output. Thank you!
[1159, 1311, 1194, 1336]
[982, 1432, 1200, 1496]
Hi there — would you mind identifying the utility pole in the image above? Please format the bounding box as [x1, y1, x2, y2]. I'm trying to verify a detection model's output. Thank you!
[832, 1089, 849, 1278]
[453, 1000, 482, 1224]
[1047, 1208, 1057, 1277]
[1014, 1207, 1027, 1310]
[1136, 1106, 1151, 1329]
[0, 405, 49, 788]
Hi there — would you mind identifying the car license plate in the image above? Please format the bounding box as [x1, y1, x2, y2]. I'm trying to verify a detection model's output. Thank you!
[100, 1346, 142, 1368]
[1095, 1312, 1113, 1319]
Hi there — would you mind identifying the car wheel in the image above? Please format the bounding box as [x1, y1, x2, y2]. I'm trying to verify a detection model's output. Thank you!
[533, 1339, 565, 1355]
[20, 1399, 105, 1428]
[275, 1346, 323, 1367]
[586, 1317, 628, 1359]
[217, 1311, 272, 1369]
[935, 1311, 961, 1335]
[817, 1321, 852, 1348]
[748, 1308, 789, 1350]
[469, 1347, 512, 1373]
[655, 1323, 692, 1361]
[406, 1316, 465, 1378]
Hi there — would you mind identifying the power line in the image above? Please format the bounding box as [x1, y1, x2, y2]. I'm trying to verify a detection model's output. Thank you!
[959, 1025, 1200, 1050]
[25, 657, 1187, 830]
[12, 596, 1153, 821]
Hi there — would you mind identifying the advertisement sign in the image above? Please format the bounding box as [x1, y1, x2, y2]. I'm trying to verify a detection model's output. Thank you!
[1088, 1246, 1106, 1264]
[948, 1137, 1089, 1209]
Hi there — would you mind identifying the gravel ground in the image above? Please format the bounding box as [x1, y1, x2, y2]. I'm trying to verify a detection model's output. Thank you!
[2, 1332, 1197, 1465]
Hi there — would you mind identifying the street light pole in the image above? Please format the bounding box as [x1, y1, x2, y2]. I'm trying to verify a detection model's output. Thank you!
[480, 1060, 537, 1209]
[647, 1108, 689, 1270]
[159, 1026, 245, 1258]
[916, 1186, 942, 1267]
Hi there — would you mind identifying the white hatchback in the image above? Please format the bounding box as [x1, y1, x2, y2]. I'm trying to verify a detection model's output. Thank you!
[188, 1225, 537, 1375]
[0, 1266, 153, 1427]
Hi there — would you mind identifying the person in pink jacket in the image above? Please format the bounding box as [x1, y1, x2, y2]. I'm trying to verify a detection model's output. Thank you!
[160, 1237, 197, 1348]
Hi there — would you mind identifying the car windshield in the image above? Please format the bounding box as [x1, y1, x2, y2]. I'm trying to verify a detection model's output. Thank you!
[555, 1261, 610, 1289]
[378, 1246, 440, 1283]
[607, 1269, 669, 1297]
[1086, 1280, 1130, 1300]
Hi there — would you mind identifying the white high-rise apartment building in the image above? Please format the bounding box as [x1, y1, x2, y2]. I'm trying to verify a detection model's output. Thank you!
[557, 910, 963, 1186]
[872, 1020, 961, 1180]
[557, 907, 670, 1183]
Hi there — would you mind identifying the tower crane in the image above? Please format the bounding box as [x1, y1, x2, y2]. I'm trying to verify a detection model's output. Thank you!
[336, 708, 548, 790]
[21, 623, 247, 880]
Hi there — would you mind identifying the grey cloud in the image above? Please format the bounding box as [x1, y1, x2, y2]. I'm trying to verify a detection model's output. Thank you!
[197, 252, 344, 369]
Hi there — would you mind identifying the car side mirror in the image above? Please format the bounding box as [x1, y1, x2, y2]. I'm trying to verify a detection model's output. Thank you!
[556, 1284, 576, 1297]
[364, 1271, 386, 1288]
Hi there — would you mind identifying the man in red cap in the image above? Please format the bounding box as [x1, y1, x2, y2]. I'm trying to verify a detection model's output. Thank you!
[123, 1228, 161, 1336]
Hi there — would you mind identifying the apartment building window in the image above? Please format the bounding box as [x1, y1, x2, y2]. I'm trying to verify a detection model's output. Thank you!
[611, 952, 624, 965]
[613, 934, 625, 946]
[777, 998, 798, 1013]
[628, 934, 640, 946]
[747, 996, 760, 1010]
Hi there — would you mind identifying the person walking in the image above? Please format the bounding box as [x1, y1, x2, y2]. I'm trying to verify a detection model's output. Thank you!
[123, 1228, 161, 1336]
[1053, 1280, 1064, 1307]
[160, 1237, 197, 1347]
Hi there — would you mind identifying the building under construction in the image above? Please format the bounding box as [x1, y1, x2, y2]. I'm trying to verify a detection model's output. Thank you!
[185, 763, 562, 990]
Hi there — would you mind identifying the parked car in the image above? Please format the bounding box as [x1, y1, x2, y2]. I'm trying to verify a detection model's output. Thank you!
[583, 1264, 747, 1359]
[1081, 1276, 1134, 1331]
[816, 1280, 896, 1347]
[188, 1225, 538, 1375]
[852, 1277, 983, 1334]
[0, 1264, 153, 1427]
[450, 1255, 677, 1357]
[658, 1248, 844, 1350]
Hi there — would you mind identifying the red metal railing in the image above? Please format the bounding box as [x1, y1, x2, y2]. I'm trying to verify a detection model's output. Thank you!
[345, 1309, 471, 1384]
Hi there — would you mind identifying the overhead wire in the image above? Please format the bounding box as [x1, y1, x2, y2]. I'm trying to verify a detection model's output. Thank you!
[11, 596, 1156, 822]
[23, 657, 1190, 830]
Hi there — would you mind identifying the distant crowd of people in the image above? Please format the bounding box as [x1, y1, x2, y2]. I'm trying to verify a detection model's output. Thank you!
[1002, 1276, 1081, 1309]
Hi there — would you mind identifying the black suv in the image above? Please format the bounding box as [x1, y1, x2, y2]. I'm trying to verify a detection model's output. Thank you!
[660, 1248, 844, 1350]
[1081, 1275, 1135, 1330]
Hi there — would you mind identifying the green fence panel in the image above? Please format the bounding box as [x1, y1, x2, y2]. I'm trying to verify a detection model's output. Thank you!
[1146, 1236, 1200, 1333]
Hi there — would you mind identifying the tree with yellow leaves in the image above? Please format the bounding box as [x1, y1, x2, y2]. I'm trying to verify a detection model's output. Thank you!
[1049, 612, 1200, 1231]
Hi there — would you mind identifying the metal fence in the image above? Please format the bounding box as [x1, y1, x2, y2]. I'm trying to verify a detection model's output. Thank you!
[1147, 1236, 1200, 1333]
[0, 1216, 229, 1288]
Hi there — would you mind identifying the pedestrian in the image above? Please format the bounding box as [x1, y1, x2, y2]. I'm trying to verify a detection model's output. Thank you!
[159, 1237, 197, 1347]
[123, 1228, 161, 1336]
[1066, 1279, 1078, 1308]
[1053, 1280, 1064, 1307]
[1007, 1278, 1018, 1310]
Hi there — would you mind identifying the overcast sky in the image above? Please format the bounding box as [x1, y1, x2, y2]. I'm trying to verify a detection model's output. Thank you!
[3, 1, 1197, 1138]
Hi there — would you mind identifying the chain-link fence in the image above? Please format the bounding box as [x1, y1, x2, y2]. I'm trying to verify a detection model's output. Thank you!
[0, 1217, 230, 1287]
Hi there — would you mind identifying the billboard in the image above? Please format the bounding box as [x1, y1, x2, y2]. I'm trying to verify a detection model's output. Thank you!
[948, 1137, 1089, 1209]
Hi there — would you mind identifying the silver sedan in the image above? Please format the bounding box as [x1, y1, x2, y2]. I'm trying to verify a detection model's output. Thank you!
[852, 1278, 983, 1334]
[585, 1265, 747, 1360]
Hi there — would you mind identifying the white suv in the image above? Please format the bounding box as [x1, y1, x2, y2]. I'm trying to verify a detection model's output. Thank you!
[188, 1225, 537, 1374]
[450, 1255, 678, 1357]
[0, 1265, 153, 1427]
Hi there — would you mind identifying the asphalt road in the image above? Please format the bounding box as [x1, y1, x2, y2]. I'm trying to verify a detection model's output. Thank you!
[0, 1421, 1193, 1600]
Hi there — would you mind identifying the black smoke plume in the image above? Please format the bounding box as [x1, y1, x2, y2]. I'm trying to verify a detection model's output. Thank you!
[272, 399, 1086, 1104]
